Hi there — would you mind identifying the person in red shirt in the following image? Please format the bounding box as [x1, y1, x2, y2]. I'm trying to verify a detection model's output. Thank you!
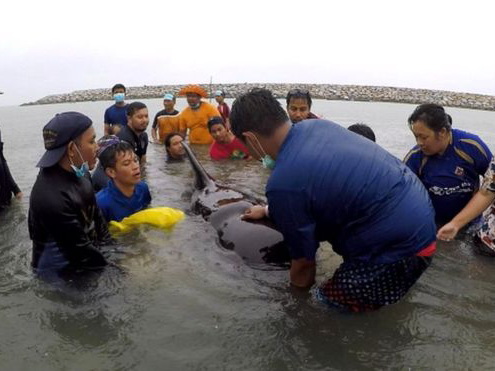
[215, 90, 230, 129]
[208, 117, 250, 160]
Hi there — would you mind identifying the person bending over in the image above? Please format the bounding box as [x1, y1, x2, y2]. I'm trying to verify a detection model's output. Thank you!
[234, 88, 436, 312]
[29, 112, 112, 281]
[95, 137, 151, 222]
[404, 103, 491, 226]
[208, 116, 250, 160]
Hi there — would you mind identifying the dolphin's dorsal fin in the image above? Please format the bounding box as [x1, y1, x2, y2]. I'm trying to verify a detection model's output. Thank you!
[182, 141, 216, 190]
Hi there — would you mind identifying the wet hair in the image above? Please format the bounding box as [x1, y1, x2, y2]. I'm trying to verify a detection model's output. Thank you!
[207, 116, 225, 132]
[347, 123, 376, 142]
[230, 88, 289, 139]
[164, 132, 184, 149]
[111, 83, 126, 94]
[408, 103, 452, 133]
[286, 89, 312, 108]
[127, 101, 147, 117]
[98, 140, 135, 170]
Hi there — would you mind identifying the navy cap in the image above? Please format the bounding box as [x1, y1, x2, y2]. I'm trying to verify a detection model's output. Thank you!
[37, 112, 92, 168]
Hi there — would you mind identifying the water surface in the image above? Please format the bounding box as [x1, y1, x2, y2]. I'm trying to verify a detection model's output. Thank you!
[1, 99, 494, 370]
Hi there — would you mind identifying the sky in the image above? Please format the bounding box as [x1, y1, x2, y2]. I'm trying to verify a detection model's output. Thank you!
[1, 0, 495, 106]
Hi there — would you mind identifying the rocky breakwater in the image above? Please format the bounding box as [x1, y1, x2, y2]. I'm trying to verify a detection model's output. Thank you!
[23, 83, 495, 111]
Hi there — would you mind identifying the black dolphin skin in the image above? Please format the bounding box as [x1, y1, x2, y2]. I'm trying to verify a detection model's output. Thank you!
[182, 143, 290, 270]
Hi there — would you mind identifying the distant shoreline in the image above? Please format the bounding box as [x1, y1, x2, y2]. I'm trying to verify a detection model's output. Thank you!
[21, 83, 495, 111]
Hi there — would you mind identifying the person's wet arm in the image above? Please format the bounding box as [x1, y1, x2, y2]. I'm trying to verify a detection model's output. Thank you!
[269, 189, 319, 289]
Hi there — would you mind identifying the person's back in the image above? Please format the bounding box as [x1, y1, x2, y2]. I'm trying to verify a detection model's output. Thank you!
[268, 119, 436, 264]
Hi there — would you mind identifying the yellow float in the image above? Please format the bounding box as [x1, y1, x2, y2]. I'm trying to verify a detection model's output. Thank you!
[108, 207, 185, 235]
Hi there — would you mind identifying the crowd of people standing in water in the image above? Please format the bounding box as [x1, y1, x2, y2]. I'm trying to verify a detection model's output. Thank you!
[2, 82, 495, 312]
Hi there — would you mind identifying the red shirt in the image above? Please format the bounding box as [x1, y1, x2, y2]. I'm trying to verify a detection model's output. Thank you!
[209, 138, 249, 160]
[217, 102, 230, 122]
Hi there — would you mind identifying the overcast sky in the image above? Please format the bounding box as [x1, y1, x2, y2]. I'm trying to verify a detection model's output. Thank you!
[1, 0, 495, 106]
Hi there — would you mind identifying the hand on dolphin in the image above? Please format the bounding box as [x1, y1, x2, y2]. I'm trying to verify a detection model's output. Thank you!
[242, 205, 268, 220]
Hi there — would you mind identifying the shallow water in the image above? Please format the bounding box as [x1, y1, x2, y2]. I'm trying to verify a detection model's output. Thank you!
[1, 99, 495, 370]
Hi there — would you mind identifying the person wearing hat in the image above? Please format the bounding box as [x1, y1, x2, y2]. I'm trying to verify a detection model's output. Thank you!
[177, 84, 221, 145]
[29, 112, 113, 281]
[214, 90, 230, 129]
[151, 93, 180, 143]
[0, 128, 22, 210]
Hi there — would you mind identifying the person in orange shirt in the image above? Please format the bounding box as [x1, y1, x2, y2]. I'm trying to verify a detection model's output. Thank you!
[178, 85, 220, 144]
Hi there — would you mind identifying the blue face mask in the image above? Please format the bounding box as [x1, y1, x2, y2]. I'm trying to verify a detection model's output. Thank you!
[70, 144, 89, 178]
[261, 155, 276, 170]
[189, 102, 200, 110]
[113, 92, 125, 103]
[249, 134, 276, 170]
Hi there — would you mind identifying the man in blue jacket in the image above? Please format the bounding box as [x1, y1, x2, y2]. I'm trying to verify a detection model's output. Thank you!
[236, 88, 436, 312]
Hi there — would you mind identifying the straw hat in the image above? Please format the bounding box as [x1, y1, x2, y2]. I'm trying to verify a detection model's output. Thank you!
[178, 84, 208, 98]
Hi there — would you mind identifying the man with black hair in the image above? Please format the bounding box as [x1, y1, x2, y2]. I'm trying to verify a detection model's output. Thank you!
[286, 89, 319, 124]
[117, 101, 149, 164]
[104, 83, 128, 135]
[164, 132, 185, 162]
[95, 136, 151, 222]
[151, 93, 180, 143]
[347, 123, 376, 142]
[234, 88, 436, 312]
[29, 112, 112, 281]
[0, 128, 22, 210]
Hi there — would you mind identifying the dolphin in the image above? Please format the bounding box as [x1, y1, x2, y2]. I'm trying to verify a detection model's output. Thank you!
[182, 142, 290, 270]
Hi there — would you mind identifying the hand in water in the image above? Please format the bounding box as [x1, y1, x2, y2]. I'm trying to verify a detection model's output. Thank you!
[242, 205, 267, 220]
[437, 222, 459, 241]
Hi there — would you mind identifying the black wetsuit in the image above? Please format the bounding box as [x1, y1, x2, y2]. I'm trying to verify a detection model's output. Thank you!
[29, 165, 112, 275]
[0, 138, 21, 209]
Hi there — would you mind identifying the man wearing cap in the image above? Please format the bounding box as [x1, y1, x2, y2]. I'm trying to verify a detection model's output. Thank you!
[214, 90, 230, 128]
[151, 93, 180, 143]
[178, 84, 221, 145]
[29, 112, 113, 281]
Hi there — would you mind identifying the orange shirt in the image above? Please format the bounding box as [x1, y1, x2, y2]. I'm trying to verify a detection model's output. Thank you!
[179, 102, 220, 144]
[157, 114, 181, 143]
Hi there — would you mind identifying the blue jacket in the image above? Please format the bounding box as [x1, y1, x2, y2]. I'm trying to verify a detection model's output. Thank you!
[96, 180, 151, 222]
[267, 119, 436, 265]
[404, 128, 492, 225]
